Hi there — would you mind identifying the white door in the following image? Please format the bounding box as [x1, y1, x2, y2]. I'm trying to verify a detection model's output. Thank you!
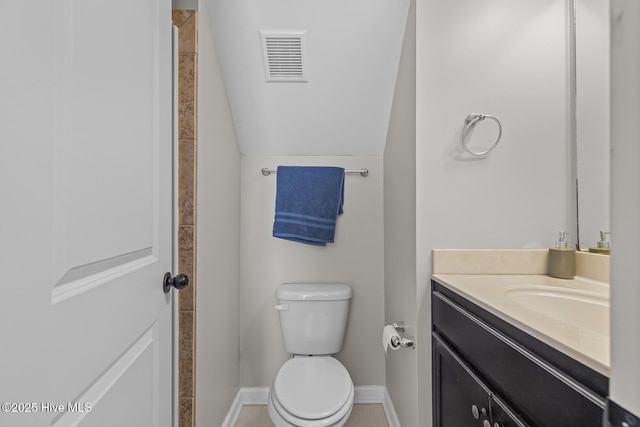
[0, 1, 176, 426]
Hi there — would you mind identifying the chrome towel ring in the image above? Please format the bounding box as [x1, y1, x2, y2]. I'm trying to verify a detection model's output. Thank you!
[460, 113, 503, 156]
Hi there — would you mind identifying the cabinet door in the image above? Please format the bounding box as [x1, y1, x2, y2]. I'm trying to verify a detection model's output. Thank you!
[433, 290, 605, 427]
[433, 333, 492, 427]
[491, 395, 529, 427]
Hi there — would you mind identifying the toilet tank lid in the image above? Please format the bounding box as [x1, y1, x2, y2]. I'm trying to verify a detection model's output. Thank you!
[277, 284, 352, 301]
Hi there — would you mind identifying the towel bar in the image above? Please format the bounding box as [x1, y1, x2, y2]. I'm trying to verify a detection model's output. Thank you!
[261, 167, 368, 177]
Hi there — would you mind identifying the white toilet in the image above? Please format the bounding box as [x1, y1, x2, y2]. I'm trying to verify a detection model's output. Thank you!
[268, 283, 354, 427]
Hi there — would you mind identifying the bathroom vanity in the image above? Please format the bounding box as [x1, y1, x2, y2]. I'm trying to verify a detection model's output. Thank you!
[431, 276, 609, 427]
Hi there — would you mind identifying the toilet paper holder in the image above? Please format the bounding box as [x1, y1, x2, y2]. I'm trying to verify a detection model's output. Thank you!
[391, 322, 415, 349]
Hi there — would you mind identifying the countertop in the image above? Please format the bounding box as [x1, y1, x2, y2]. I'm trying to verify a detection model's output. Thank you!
[432, 273, 610, 377]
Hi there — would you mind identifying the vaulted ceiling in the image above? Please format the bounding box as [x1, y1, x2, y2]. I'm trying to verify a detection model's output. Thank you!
[205, 0, 410, 155]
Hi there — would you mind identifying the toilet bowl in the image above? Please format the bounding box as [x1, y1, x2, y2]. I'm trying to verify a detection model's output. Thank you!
[268, 284, 355, 427]
[267, 357, 354, 427]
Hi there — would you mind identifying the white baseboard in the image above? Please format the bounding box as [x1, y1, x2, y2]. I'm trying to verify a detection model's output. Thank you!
[238, 386, 270, 405]
[220, 389, 244, 427]
[381, 387, 401, 427]
[354, 385, 386, 403]
[221, 385, 400, 427]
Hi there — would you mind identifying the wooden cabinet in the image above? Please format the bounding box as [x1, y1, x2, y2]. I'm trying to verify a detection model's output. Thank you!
[434, 332, 527, 426]
[432, 280, 608, 427]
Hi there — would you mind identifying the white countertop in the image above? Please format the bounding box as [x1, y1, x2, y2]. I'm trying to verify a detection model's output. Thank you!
[432, 273, 610, 377]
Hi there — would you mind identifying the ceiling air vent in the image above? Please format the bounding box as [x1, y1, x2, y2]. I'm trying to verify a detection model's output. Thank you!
[260, 31, 308, 82]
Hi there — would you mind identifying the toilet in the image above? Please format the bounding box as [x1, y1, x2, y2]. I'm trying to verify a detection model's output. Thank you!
[268, 283, 354, 427]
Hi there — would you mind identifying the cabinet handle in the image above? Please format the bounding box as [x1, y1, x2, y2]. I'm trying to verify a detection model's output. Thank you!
[472, 405, 480, 419]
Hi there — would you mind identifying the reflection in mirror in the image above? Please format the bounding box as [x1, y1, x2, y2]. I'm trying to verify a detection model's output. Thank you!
[575, 0, 610, 251]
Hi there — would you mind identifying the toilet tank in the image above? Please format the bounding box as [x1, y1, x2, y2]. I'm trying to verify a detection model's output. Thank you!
[275, 283, 352, 355]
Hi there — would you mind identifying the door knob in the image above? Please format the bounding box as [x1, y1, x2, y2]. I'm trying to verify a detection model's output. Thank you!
[163, 272, 190, 293]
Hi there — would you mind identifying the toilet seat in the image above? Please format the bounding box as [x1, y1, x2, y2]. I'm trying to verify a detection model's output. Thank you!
[274, 357, 353, 420]
[269, 357, 354, 427]
[269, 382, 354, 427]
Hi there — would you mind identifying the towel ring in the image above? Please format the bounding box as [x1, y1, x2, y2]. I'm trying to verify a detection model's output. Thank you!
[460, 113, 503, 156]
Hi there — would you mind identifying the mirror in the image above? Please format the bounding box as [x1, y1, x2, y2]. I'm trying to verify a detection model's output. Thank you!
[574, 0, 611, 251]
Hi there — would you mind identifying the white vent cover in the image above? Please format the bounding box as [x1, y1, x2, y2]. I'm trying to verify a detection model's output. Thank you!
[260, 31, 308, 82]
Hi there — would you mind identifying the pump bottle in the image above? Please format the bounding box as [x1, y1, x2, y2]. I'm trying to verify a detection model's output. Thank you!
[549, 231, 576, 279]
[589, 231, 611, 255]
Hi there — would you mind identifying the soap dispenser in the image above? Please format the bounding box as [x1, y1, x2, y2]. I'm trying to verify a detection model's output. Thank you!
[589, 231, 611, 255]
[548, 231, 576, 279]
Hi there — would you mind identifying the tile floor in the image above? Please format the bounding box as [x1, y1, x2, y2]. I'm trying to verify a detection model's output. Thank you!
[234, 404, 389, 427]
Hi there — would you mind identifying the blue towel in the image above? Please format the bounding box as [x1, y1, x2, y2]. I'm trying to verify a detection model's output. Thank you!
[273, 166, 345, 246]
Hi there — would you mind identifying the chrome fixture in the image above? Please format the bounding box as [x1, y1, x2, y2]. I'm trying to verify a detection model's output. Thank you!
[391, 321, 415, 349]
[460, 113, 503, 157]
[261, 167, 369, 177]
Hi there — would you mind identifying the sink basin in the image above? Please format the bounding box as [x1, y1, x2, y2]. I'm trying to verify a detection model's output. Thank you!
[505, 285, 609, 336]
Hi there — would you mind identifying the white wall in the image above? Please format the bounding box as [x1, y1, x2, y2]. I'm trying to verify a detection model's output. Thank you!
[173, 0, 197, 10]
[205, 0, 409, 156]
[383, 0, 418, 426]
[239, 155, 385, 387]
[416, 1, 573, 425]
[195, 2, 242, 425]
[610, 0, 640, 417]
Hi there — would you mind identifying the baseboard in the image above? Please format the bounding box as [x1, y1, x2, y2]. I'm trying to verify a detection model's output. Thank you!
[220, 389, 244, 427]
[354, 385, 386, 403]
[381, 387, 402, 427]
[221, 385, 400, 427]
[238, 386, 270, 405]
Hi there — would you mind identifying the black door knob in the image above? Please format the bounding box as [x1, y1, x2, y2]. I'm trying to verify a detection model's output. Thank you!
[163, 272, 190, 293]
